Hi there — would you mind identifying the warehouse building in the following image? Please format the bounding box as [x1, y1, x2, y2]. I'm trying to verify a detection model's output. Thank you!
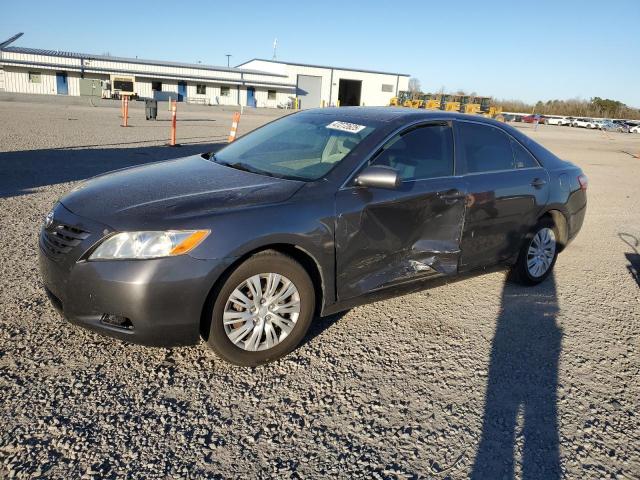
[0, 46, 296, 107]
[237, 59, 410, 108]
[0, 41, 409, 108]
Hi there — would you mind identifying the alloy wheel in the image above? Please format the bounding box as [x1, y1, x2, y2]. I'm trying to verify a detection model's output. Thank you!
[223, 273, 301, 351]
[527, 227, 556, 278]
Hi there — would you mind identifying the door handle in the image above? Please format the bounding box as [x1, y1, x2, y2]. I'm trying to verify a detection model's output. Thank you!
[437, 189, 465, 201]
[530, 178, 547, 188]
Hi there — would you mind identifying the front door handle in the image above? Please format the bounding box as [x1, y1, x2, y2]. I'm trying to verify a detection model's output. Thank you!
[531, 178, 547, 188]
[437, 189, 466, 201]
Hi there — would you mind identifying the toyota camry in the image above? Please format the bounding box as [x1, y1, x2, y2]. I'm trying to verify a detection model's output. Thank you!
[39, 108, 587, 366]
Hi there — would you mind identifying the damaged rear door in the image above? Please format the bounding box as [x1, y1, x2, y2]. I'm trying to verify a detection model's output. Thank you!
[335, 121, 467, 300]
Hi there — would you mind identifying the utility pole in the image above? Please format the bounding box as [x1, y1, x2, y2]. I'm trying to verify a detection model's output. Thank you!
[272, 38, 278, 60]
[225, 54, 231, 68]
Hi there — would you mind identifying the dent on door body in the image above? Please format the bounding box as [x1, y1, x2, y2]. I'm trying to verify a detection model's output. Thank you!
[336, 180, 467, 300]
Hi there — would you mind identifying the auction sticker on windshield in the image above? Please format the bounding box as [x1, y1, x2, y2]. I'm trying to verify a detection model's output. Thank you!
[326, 121, 366, 134]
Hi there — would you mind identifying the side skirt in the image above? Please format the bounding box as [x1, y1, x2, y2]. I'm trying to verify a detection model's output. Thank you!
[320, 263, 512, 317]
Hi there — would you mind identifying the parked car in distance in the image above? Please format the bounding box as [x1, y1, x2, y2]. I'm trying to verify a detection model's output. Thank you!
[522, 114, 544, 124]
[572, 117, 598, 129]
[613, 120, 636, 131]
[630, 124, 640, 133]
[39, 108, 588, 366]
[597, 120, 629, 133]
[546, 116, 572, 126]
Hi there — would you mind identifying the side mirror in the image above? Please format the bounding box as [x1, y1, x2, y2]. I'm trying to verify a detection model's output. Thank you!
[354, 165, 401, 189]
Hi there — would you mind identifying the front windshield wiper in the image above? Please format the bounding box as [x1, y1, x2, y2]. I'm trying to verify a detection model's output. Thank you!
[210, 154, 308, 182]
[214, 158, 277, 178]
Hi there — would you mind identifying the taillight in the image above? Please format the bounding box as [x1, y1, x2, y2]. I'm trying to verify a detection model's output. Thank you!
[578, 174, 588, 190]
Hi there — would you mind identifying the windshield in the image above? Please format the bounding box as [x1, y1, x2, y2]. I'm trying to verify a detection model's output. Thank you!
[212, 113, 377, 181]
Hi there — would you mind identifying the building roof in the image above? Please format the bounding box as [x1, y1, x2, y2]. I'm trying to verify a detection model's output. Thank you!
[0, 46, 288, 77]
[236, 58, 411, 77]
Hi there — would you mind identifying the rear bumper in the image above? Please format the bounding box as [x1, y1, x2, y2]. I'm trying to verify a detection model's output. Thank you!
[39, 247, 235, 347]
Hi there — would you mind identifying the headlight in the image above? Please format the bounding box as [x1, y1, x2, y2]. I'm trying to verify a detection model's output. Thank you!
[88, 230, 210, 260]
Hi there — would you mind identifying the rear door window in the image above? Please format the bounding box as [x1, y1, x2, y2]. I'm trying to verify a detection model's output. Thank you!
[457, 122, 514, 174]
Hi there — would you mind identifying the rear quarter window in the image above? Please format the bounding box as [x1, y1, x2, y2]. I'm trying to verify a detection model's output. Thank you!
[510, 138, 539, 169]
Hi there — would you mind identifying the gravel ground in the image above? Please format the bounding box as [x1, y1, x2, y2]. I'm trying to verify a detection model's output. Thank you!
[0, 95, 639, 479]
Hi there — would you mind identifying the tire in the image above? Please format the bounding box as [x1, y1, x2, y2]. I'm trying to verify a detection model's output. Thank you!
[205, 250, 315, 366]
[509, 218, 559, 286]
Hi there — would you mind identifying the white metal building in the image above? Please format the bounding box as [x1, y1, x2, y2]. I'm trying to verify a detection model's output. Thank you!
[0, 46, 296, 107]
[237, 58, 410, 108]
[0, 43, 410, 108]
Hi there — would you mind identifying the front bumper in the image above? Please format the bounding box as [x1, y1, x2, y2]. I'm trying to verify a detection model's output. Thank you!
[38, 203, 235, 347]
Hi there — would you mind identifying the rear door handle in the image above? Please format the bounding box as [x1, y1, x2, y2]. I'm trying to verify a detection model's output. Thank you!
[530, 178, 547, 188]
[437, 189, 466, 201]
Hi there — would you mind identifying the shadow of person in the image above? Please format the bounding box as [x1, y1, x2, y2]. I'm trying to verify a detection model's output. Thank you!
[619, 233, 640, 287]
[472, 273, 562, 479]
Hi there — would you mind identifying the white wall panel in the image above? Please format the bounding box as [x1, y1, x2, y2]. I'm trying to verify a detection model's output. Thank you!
[3, 67, 57, 95]
[67, 71, 81, 96]
[161, 81, 178, 93]
[241, 60, 410, 107]
[135, 78, 152, 98]
[0, 51, 293, 100]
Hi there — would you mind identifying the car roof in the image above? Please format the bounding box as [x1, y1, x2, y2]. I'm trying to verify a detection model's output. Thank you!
[299, 107, 569, 170]
[302, 106, 505, 126]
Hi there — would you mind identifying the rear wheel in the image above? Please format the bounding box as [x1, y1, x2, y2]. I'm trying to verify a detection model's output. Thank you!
[206, 250, 315, 366]
[510, 218, 559, 285]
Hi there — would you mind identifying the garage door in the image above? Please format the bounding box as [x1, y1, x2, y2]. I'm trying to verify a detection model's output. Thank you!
[297, 75, 322, 109]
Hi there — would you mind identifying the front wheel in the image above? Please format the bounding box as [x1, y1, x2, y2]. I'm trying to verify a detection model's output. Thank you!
[205, 250, 315, 366]
[510, 219, 559, 285]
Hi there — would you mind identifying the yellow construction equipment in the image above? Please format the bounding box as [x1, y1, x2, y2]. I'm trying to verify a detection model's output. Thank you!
[388, 90, 501, 117]
[401, 91, 424, 108]
[425, 99, 440, 109]
[445, 102, 461, 111]
[420, 93, 441, 110]
[443, 95, 462, 112]
[464, 103, 481, 114]
[389, 91, 410, 107]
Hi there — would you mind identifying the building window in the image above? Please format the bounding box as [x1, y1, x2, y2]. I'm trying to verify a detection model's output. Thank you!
[29, 72, 41, 83]
[152, 81, 162, 91]
[381, 84, 394, 92]
[113, 78, 134, 93]
[196, 84, 206, 95]
[220, 86, 230, 96]
[267, 90, 276, 100]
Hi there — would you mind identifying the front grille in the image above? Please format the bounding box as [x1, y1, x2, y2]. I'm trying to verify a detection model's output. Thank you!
[40, 223, 90, 260]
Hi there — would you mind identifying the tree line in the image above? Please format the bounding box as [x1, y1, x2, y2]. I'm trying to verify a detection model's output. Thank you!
[496, 97, 640, 120]
[405, 78, 639, 120]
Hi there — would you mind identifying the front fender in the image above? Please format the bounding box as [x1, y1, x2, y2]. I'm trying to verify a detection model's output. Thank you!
[188, 199, 337, 307]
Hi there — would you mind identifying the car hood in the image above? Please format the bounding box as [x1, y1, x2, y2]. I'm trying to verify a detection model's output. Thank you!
[60, 155, 305, 229]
